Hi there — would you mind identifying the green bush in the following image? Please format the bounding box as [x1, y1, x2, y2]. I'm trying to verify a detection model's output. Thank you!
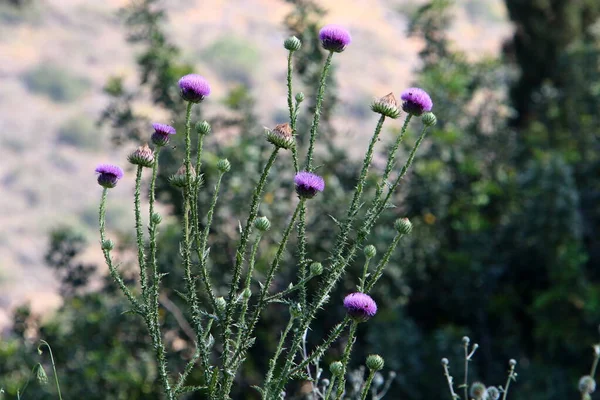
[56, 116, 101, 150]
[21, 64, 90, 103]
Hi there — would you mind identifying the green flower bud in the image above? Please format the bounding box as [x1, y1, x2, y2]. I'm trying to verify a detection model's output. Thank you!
[363, 245, 376, 259]
[217, 158, 231, 173]
[509, 359, 517, 367]
[102, 239, 114, 251]
[330, 361, 344, 377]
[254, 216, 271, 232]
[394, 217, 412, 234]
[580, 376, 596, 394]
[151, 213, 162, 225]
[196, 120, 211, 135]
[366, 354, 385, 371]
[128, 144, 155, 168]
[309, 262, 323, 276]
[441, 358, 449, 366]
[266, 123, 295, 150]
[215, 297, 227, 314]
[462, 336, 470, 345]
[284, 36, 302, 52]
[242, 288, 252, 300]
[371, 93, 400, 119]
[295, 92, 305, 103]
[470, 382, 487, 400]
[169, 165, 201, 188]
[422, 112, 437, 127]
[290, 303, 302, 318]
[36, 364, 48, 385]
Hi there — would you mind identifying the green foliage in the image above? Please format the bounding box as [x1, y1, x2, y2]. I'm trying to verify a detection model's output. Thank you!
[202, 36, 260, 85]
[56, 116, 101, 150]
[21, 64, 90, 103]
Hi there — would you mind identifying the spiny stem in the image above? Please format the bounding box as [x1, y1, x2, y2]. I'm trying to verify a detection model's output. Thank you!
[133, 165, 148, 304]
[358, 256, 372, 292]
[195, 172, 224, 313]
[360, 369, 377, 400]
[374, 114, 411, 203]
[148, 148, 162, 322]
[502, 362, 517, 400]
[297, 202, 308, 313]
[463, 341, 469, 400]
[286, 50, 299, 173]
[335, 321, 358, 400]
[305, 50, 334, 172]
[442, 362, 458, 400]
[38, 340, 63, 400]
[99, 188, 141, 311]
[591, 348, 600, 377]
[222, 147, 279, 367]
[364, 232, 403, 293]
[324, 375, 337, 400]
[224, 202, 303, 396]
[264, 315, 296, 394]
[265, 272, 315, 303]
[288, 317, 350, 377]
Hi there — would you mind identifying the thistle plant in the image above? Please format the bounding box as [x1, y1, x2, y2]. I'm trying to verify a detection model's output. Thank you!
[441, 337, 517, 400]
[96, 23, 436, 399]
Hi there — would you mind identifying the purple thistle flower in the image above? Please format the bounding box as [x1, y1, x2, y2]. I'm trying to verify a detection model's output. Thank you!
[294, 171, 325, 199]
[319, 24, 351, 53]
[178, 74, 211, 103]
[344, 292, 377, 322]
[151, 123, 176, 147]
[400, 87, 433, 116]
[95, 164, 124, 189]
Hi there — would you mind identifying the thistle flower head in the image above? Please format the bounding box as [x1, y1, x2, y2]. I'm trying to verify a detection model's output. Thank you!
[178, 74, 211, 103]
[128, 144, 154, 168]
[470, 382, 487, 400]
[254, 216, 271, 232]
[151, 123, 176, 147]
[95, 164, 124, 188]
[401, 87, 433, 116]
[319, 24, 351, 53]
[394, 217, 412, 234]
[364, 245, 376, 259]
[266, 123, 294, 150]
[309, 262, 323, 276]
[196, 120, 211, 136]
[216, 158, 231, 173]
[422, 112, 437, 126]
[343, 292, 377, 322]
[294, 171, 325, 199]
[330, 361, 344, 377]
[371, 93, 400, 119]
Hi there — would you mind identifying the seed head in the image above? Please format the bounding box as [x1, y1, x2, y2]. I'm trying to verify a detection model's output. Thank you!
[486, 387, 500, 400]
[371, 93, 400, 119]
[128, 144, 155, 168]
[470, 382, 487, 400]
[579, 376, 596, 394]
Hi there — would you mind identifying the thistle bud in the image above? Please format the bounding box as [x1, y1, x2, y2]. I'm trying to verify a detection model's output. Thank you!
[290, 303, 302, 318]
[470, 382, 487, 400]
[196, 120, 211, 136]
[580, 376, 596, 394]
[422, 112, 437, 127]
[217, 158, 231, 173]
[394, 218, 412, 234]
[36, 364, 48, 385]
[215, 297, 227, 314]
[330, 361, 344, 377]
[462, 336, 470, 345]
[509, 359, 517, 367]
[309, 262, 323, 276]
[486, 387, 501, 400]
[366, 354, 385, 371]
[266, 123, 294, 150]
[441, 358, 449, 366]
[169, 165, 197, 188]
[284, 36, 302, 52]
[364, 245, 376, 259]
[102, 239, 114, 251]
[128, 144, 155, 168]
[151, 213, 162, 225]
[254, 216, 271, 232]
[295, 92, 305, 103]
[242, 288, 252, 300]
[371, 93, 400, 119]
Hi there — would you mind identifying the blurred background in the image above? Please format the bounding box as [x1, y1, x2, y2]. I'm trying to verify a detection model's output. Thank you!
[0, 0, 599, 398]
